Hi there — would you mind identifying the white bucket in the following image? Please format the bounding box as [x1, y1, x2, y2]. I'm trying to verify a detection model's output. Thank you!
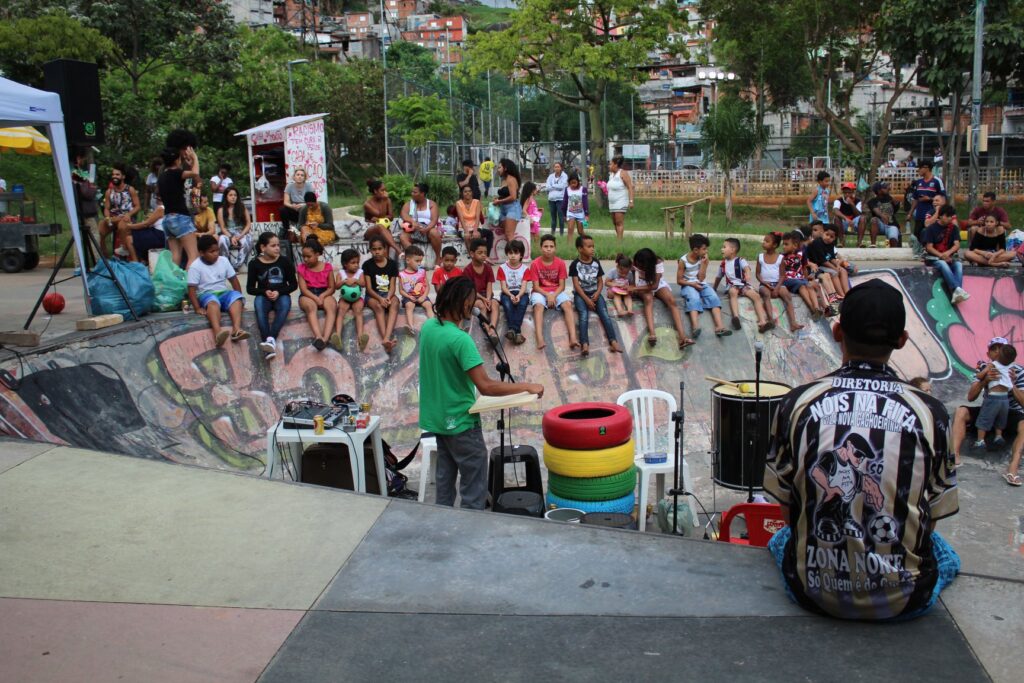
[544, 507, 584, 523]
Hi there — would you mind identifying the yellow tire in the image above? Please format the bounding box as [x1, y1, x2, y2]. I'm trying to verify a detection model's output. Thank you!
[543, 439, 635, 478]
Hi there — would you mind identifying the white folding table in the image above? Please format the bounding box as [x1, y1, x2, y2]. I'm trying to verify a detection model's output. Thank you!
[265, 416, 386, 495]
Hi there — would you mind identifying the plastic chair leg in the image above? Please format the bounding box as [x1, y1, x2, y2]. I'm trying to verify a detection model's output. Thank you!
[637, 467, 651, 532]
[418, 438, 437, 503]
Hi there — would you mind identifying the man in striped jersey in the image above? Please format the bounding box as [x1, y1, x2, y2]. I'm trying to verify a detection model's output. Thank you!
[765, 280, 960, 620]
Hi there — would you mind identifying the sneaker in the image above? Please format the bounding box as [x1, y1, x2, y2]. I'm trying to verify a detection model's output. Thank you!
[992, 436, 1006, 447]
[329, 333, 342, 350]
[358, 333, 369, 351]
[731, 316, 742, 330]
[957, 287, 970, 303]
[264, 351, 276, 361]
[313, 338, 326, 351]
[259, 338, 275, 353]
[973, 438, 986, 448]
[951, 288, 965, 304]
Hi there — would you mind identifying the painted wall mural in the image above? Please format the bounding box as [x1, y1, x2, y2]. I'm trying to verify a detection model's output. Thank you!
[1, 268, 1020, 475]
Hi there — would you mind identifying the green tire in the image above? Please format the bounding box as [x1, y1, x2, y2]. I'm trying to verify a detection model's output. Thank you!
[547, 466, 638, 501]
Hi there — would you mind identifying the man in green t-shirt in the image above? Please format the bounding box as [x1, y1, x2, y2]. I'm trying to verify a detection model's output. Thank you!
[419, 276, 544, 509]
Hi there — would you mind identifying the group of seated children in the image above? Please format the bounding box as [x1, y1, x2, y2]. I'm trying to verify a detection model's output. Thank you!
[187, 219, 869, 357]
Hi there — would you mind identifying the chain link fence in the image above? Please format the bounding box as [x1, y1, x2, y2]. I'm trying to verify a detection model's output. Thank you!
[384, 71, 519, 177]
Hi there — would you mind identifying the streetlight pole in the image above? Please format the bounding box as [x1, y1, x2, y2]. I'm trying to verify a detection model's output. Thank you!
[287, 58, 310, 117]
[969, 0, 985, 209]
[379, 0, 389, 173]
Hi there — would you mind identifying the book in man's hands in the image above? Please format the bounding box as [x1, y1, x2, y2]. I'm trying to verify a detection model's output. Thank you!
[468, 392, 538, 414]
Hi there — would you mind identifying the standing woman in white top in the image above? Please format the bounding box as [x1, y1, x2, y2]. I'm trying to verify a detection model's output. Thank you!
[756, 231, 803, 332]
[606, 156, 633, 240]
[545, 162, 569, 236]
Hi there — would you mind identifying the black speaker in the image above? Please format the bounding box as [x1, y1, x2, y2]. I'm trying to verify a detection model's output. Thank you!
[43, 59, 104, 145]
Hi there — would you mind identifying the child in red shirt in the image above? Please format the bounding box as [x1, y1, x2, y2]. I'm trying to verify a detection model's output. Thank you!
[528, 234, 579, 351]
[431, 245, 463, 296]
[465, 238, 499, 333]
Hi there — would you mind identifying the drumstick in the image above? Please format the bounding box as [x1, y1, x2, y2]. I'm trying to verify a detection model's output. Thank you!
[705, 375, 741, 389]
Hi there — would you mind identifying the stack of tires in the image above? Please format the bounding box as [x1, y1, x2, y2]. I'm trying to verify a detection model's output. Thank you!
[542, 402, 637, 515]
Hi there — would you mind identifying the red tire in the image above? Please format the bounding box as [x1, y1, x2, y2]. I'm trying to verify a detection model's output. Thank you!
[542, 402, 633, 450]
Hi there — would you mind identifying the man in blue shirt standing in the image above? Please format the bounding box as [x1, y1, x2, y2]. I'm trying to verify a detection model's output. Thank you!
[906, 161, 944, 242]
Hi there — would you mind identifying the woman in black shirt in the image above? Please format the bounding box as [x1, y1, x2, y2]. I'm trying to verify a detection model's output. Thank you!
[964, 214, 1014, 267]
[157, 129, 202, 267]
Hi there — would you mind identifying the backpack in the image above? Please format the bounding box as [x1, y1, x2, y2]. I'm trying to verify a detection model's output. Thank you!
[718, 258, 743, 280]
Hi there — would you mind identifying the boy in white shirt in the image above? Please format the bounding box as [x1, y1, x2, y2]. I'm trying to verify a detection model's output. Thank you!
[187, 234, 250, 347]
[713, 237, 771, 333]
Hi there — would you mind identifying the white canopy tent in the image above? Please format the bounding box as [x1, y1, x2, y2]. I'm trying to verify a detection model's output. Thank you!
[0, 76, 90, 309]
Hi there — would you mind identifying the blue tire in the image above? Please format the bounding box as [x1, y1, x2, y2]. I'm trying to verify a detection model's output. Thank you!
[547, 491, 636, 515]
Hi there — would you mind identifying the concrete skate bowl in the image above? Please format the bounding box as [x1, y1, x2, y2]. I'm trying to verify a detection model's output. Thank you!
[0, 267, 1019, 473]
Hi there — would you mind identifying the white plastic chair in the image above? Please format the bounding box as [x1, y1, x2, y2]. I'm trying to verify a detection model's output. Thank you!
[616, 389, 696, 531]
[417, 434, 438, 503]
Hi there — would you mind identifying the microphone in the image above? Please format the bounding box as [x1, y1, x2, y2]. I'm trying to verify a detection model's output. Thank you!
[472, 306, 492, 331]
[754, 340, 764, 362]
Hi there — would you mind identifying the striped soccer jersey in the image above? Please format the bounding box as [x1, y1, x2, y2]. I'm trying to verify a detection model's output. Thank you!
[764, 361, 959, 620]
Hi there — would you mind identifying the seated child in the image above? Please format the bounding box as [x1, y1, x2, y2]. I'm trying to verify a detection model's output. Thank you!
[756, 231, 803, 332]
[528, 234, 579, 350]
[780, 231, 825, 322]
[465, 238, 499, 337]
[497, 240, 533, 345]
[606, 254, 634, 317]
[713, 238, 771, 333]
[246, 232, 297, 361]
[964, 214, 1015, 268]
[632, 247, 692, 348]
[807, 224, 856, 297]
[187, 233, 251, 348]
[297, 237, 337, 351]
[363, 235, 401, 353]
[570, 234, 621, 356]
[334, 248, 369, 351]
[975, 341, 1017, 449]
[677, 234, 729, 337]
[431, 245, 463, 296]
[441, 204, 460, 236]
[398, 245, 435, 332]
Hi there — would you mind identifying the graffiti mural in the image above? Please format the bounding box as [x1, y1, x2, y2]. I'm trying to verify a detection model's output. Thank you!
[0, 268, 1019, 474]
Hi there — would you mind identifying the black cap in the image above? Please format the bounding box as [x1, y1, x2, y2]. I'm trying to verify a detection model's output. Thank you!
[871, 181, 890, 193]
[840, 280, 905, 348]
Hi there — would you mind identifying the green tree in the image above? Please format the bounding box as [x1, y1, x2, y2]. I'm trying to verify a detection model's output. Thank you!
[699, 96, 767, 221]
[85, 0, 236, 95]
[465, 0, 682, 183]
[387, 94, 455, 176]
[875, 0, 1024, 198]
[0, 10, 114, 87]
[387, 41, 442, 88]
[699, 0, 810, 169]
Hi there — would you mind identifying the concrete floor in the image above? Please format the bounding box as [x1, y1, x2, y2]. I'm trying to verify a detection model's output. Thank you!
[0, 438, 1020, 682]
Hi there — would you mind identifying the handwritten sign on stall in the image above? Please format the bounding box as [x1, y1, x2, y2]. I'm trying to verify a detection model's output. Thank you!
[285, 119, 328, 203]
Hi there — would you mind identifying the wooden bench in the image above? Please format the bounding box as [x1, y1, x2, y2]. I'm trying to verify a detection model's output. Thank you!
[661, 197, 713, 239]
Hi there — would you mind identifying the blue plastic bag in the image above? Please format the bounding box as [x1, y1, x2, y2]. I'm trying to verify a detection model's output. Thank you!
[87, 259, 154, 317]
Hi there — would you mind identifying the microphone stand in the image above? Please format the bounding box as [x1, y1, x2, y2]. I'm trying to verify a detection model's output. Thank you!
[479, 315, 515, 505]
[751, 344, 763, 504]
[667, 381, 686, 535]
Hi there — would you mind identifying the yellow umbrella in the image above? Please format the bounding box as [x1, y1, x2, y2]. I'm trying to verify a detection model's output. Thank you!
[0, 126, 52, 155]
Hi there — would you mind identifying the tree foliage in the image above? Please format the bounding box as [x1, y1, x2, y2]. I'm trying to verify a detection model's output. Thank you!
[465, 0, 683, 177]
[387, 41, 442, 88]
[0, 10, 114, 88]
[699, 96, 767, 220]
[387, 94, 455, 151]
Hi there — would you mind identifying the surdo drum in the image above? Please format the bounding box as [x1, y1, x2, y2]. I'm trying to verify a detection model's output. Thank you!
[711, 381, 791, 490]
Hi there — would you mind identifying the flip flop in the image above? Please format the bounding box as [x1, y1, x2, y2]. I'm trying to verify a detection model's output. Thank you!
[1003, 472, 1022, 487]
[715, 328, 732, 337]
[678, 338, 696, 349]
[758, 322, 771, 333]
[215, 330, 230, 347]
[691, 329, 702, 340]
[647, 336, 658, 348]
[231, 330, 250, 342]
[358, 334, 370, 351]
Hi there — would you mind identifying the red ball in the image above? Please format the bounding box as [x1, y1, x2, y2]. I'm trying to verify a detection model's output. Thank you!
[43, 292, 65, 315]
